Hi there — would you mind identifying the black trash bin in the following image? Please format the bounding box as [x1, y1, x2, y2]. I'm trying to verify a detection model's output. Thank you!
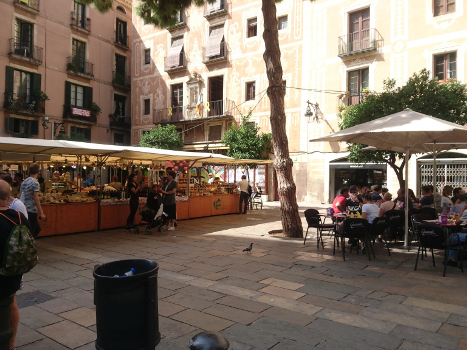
[0, 295, 14, 350]
[93, 259, 160, 350]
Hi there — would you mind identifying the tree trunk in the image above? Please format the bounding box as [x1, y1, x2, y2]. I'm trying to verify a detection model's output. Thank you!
[262, 0, 303, 237]
[387, 153, 406, 189]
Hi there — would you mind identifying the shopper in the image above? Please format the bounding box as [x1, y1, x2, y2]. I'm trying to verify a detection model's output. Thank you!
[162, 170, 178, 230]
[0, 179, 31, 350]
[237, 175, 249, 214]
[125, 173, 141, 231]
[10, 173, 22, 198]
[19, 163, 46, 238]
[108, 175, 123, 191]
[332, 187, 349, 213]
[0, 172, 28, 219]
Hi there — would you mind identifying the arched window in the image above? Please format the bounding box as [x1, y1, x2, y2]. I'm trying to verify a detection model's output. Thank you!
[116, 6, 126, 14]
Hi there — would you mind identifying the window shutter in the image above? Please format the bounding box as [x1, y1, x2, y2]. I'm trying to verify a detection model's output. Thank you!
[5, 67, 14, 97]
[65, 81, 72, 105]
[30, 120, 39, 135]
[6, 117, 15, 133]
[71, 126, 77, 134]
[85, 128, 91, 141]
[84, 86, 93, 108]
[31, 73, 41, 101]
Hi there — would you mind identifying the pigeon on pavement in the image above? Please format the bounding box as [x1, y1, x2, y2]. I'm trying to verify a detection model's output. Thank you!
[243, 243, 253, 253]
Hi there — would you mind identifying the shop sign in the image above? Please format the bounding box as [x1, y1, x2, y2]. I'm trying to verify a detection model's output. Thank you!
[72, 107, 91, 117]
[213, 198, 222, 210]
[10, 165, 18, 171]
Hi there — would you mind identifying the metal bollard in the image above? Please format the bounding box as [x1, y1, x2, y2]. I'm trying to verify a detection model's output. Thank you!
[188, 332, 230, 350]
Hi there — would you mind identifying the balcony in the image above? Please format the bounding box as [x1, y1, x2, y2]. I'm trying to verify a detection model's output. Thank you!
[115, 32, 129, 50]
[203, 42, 229, 65]
[338, 93, 366, 107]
[338, 28, 383, 57]
[8, 39, 43, 65]
[4, 93, 45, 115]
[154, 99, 234, 124]
[66, 56, 94, 78]
[164, 53, 188, 73]
[112, 71, 131, 89]
[109, 114, 131, 130]
[13, 0, 39, 13]
[63, 105, 97, 123]
[70, 11, 91, 33]
[204, 0, 228, 19]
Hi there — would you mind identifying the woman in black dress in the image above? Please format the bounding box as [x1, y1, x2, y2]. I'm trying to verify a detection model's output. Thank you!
[161, 170, 177, 230]
[125, 173, 141, 231]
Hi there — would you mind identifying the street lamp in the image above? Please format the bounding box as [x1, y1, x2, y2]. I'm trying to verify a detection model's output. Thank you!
[304, 100, 321, 123]
[42, 116, 66, 139]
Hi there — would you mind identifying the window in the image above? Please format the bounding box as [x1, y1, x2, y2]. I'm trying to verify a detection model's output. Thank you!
[208, 125, 222, 141]
[15, 19, 33, 55]
[247, 18, 257, 38]
[171, 84, 183, 108]
[73, 0, 86, 28]
[144, 49, 151, 65]
[6, 117, 39, 137]
[434, 0, 455, 16]
[347, 68, 369, 105]
[206, 0, 225, 14]
[115, 54, 126, 77]
[348, 8, 370, 52]
[282, 80, 287, 95]
[434, 52, 457, 80]
[13, 70, 31, 102]
[116, 18, 128, 46]
[116, 5, 126, 14]
[278, 16, 288, 30]
[144, 99, 150, 115]
[71, 84, 84, 107]
[206, 25, 225, 58]
[70, 126, 91, 141]
[167, 37, 184, 68]
[114, 133, 124, 145]
[114, 94, 126, 116]
[246, 82, 256, 101]
[177, 10, 185, 23]
[72, 38, 86, 73]
[5, 67, 40, 106]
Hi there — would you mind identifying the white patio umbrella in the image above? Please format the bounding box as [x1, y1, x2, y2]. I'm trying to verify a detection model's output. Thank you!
[310, 108, 467, 246]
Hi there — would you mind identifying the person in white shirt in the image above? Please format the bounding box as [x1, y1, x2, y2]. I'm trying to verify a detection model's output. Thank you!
[208, 173, 214, 184]
[361, 192, 380, 224]
[237, 175, 249, 214]
[441, 185, 453, 214]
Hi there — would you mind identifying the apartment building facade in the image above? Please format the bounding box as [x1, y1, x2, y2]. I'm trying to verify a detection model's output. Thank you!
[1, 0, 132, 146]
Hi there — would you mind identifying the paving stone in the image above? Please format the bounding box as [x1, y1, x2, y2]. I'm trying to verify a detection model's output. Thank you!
[16, 291, 56, 309]
[181, 267, 230, 281]
[299, 294, 364, 314]
[396, 340, 445, 350]
[341, 294, 383, 308]
[259, 278, 304, 290]
[447, 314, 467, 327]
[36, 298, 81, 314]
[261, 306, 316, 326]
[221, 323, 283, 349]
[389, 325, 460, 350]
[74, 342, 98, 350]
[258, 285, 305, 300]
[15, 323, 45, 347]
[215, 295, 272, 313]
[269, 338, 309, 349]
[26, 278, 72, 293]
[157, 287, 177, 299]
[316, 336, 387, 350]
[438, 323, 467, 339]
[379, 301, 450, 322]
[156, 336, 190, 350]
[458, 339, 467, 350]
[314, 308, 397, 334]
[59, 307, 96, 327]
[301, 278, 359, 294]
[16, 337, 69, 350]
[158, 277, 187, 290]
[63, 276, 94, 291]
[403, 297, 467, 316]
[50, 287, 95, 309]
[186, 277, 218, 288]
[19, 306, 64, 329]
[177, 285, 225, 301]
[37, 320, 96, 349]
[171, 309, 235, 332]
[158, 300, 186, 317]
[296, 284, 348, 300]
[255, 295, 322, 316]
[208, 282, 264, 300]
[219, 276, 267, 291]
[163, 293, 214, 311]
[203, 304, 261, 325]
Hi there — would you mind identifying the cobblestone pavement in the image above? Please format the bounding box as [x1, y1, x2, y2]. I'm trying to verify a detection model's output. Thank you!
[14, 203, 467, 350]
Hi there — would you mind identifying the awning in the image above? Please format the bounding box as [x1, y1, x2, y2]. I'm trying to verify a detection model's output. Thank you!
[205, 26, 224, 57]
[166, 37, 184, 68]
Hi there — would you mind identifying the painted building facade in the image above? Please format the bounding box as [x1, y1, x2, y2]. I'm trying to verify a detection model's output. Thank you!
[0, 0, 132, 146]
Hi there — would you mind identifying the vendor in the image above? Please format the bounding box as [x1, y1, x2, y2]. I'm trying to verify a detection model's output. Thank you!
[208, 173, 214, 184]
[108, 176, 123, 191]
[72, 175, 82, 189]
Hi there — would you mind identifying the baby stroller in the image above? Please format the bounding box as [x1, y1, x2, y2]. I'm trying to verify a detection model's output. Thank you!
[134, 191, 166, 235]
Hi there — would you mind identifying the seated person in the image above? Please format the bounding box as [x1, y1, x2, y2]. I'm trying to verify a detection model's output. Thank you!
[451, 194, 467, 216]
[447, 200, 467, 267]
[345, 185, 361, 214]
[108, 176, 123, 191]
[361, 192, 380, 224]
[417, 185, 433, 209]
[379, 192, 398, 216]
[332, 187, 349, 214]
[371, 185, 383, 202]
[394, 188, 414, 211]
[451, 187, 464, 205]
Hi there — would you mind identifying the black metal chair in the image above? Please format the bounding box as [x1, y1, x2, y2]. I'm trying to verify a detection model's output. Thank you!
[340, 218, 372, 261]
[414, 223, 445, 273]
[384, 209, 405, 242]
[303, 209, 335, 249]
[409, 213, 432, 251]
[369, 217, 390, 256]
[419, 207, 438, 220]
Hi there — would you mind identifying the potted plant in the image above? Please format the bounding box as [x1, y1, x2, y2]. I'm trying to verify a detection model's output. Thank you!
[67, 62, 78, 73]
[362, 87, 371, 97]
[34, 90, 49, 112]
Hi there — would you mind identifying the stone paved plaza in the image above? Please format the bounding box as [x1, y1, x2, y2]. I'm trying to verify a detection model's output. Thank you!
[13, 203, 467, 349]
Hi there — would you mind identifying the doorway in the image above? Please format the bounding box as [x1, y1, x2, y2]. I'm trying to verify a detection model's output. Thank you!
[208, 76, 223, 116]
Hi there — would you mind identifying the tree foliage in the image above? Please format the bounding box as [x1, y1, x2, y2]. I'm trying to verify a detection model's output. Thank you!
[222, 112, 273, 161]
[340, 69, 467, 186]
[139, 124, 184, 150]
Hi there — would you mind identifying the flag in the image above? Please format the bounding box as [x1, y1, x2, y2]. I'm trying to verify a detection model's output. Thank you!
[196, 93, 202, 117]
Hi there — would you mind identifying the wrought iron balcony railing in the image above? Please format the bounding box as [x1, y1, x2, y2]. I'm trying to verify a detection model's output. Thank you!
[3, 93, 45, 114]
[71, 11, 91, 32]
[63, 104, 97, 123]
[9, 39, 43, 64]
[109, 114, 131, 130]
[203, 42, 229, 64]
[338, 28, 383, 57]
[14, 0, 39, 12]
[112, 71, 131, 88]
[154, 99, 234, 124]
[338, 92, 366, 107]
[67, 56, 94, 77]
[164, 53, 187, 73]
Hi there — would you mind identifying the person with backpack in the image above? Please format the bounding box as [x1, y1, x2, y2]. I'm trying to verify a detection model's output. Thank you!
[0, 179, 33, 350]
[19, 163, 46, 238]
[237, 175, 250, 214]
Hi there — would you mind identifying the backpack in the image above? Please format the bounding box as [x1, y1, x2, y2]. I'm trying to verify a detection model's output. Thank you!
[247, 185, 252, 195]
[0, 211, 38, 276]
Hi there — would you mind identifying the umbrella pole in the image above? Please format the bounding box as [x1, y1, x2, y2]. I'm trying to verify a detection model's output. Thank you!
[404, 145, 410, 248]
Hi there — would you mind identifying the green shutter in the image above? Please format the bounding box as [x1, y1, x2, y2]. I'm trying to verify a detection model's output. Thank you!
[6, 117, 15, 133]
[65, 81, 71, 105]
[5, 67, 14, 98]
[84, 86, 93, 108]
[70, 126, 77, 134]
[30, 120, 39, 135]
[31, 73, 41, 101]
[85, 128, 91, 141]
